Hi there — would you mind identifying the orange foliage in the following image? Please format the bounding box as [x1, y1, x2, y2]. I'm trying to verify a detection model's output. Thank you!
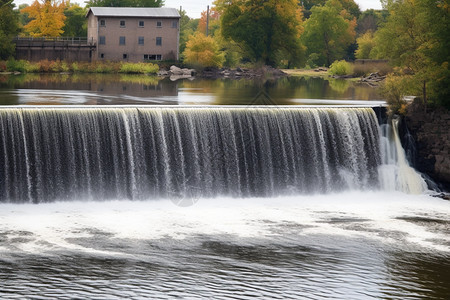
[197, 7, 220, 35]
[21, 0, 68, 37]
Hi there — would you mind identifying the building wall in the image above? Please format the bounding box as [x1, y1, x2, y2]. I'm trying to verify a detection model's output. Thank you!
[88, 15, 179, 62]
[87, 14, 99, 49]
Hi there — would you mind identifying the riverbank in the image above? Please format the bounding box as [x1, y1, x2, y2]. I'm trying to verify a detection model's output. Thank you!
[0, 59, 159, 74]
[157, 65, 288, 79]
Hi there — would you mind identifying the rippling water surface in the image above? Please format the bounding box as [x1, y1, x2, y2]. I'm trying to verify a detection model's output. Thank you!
[1, 192, 449, 299]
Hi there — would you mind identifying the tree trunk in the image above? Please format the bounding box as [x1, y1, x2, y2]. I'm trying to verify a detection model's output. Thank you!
[423, 80, 427, 113]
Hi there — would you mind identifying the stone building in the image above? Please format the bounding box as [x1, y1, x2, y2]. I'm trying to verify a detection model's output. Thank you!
[86, 7, 180, 62]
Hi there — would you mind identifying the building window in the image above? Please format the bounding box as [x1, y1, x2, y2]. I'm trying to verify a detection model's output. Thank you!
[172, 21, 177, 28]
[120, 20, 126, 27]
[138, 36, 144, 45]
[100, 53, 104, 58]
[144, 54, 162, 61]
[100, 19, 105, 27]
[99, 36, 105, 45]
[119, 36, 125, 45]
[156, 37, 162, 46]
[138, 20, 144, 27]
[156, 21, 162, 27]
[123, 54, 128, 59]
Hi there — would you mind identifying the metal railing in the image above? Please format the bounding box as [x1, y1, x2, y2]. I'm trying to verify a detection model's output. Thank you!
[14, 37, 96, 46]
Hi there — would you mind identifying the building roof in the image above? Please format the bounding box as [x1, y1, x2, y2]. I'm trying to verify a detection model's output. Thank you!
[86, 7, 180, 18]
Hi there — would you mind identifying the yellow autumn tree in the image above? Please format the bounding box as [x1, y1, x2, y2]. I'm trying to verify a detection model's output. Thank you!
[183, 32, 225, 68]
[21, 0, 67, 37]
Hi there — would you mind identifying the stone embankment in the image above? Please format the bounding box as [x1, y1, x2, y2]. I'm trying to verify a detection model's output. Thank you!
[405, 100, 450, 190]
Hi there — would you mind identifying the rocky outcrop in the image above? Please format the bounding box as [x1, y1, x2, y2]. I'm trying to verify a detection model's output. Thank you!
[158, 66, 196, 80]
[404, 100, 450, 190]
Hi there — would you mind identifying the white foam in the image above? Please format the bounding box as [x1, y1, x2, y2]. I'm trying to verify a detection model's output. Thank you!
[0, 192, 448, 255]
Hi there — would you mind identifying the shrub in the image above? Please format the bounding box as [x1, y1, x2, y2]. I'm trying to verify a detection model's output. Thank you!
[119, 62, 159, 74]
[6, 59, 28, 72]
[95, 62, 114, 73]
[37, 59, 53, 72]
[328, 60, 353, 76]
[25, 62, 40, 73]
[380, 74, 411, 116]
[0, 61, 7, 71]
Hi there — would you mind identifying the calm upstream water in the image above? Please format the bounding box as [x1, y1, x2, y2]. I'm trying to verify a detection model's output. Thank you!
[0, 75, 449, 299]
[0, 73, 382, 106]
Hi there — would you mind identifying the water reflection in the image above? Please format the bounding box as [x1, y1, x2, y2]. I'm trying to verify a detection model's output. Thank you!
[0, 73, 382, 106]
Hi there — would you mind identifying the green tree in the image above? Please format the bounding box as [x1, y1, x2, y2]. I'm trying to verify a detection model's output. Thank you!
[373, 0, 450, 107]
[86, 0, 163, 7]
[301, 0, 355, 66]
[17, 4, 31, 31]
[301, 0, 360, 19]
[183, 32, 225, 68]
[355, 30, 376, 59]
[221, 0, 304, 67]
[0, 0, 19, 59]
[62, 3, 87, 37]
[179, 9, 198, 54]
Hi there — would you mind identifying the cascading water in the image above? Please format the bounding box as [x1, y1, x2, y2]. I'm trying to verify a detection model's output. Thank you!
[0, 106, 426, 203]
[378, 117, 428, 194]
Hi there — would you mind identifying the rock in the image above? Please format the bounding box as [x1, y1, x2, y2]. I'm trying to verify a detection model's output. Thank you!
[168, 66, 196, 77]
[169, 65, 185, 75]
[169, 74, 193, 81]
[158, 70, 169, 76]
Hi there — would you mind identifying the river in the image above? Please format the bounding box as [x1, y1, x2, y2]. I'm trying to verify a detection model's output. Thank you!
[0, 74, 448, 299]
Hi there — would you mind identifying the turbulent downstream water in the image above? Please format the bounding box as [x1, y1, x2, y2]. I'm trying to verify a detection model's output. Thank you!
[1, 194, 449, 299]
[0, 105, 448, 299]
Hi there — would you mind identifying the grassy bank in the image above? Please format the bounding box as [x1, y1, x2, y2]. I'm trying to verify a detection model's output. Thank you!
[0, 59, 159, 75]
[284, 60, 392, 79]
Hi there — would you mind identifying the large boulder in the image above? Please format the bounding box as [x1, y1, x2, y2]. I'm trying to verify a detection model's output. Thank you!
[169, 65, 196, 77]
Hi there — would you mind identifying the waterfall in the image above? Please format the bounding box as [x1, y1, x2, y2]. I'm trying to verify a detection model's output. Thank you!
[0, 106, 421, 203]
[378, 117, 428, 194]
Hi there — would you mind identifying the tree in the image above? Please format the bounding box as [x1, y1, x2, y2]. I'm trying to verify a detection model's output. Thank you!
[0, 0, 19, 59]
[85, 0, 163, 7]
[198, 6, 220, 37]
[179, 9, 198, 54]
[21, 0, 67, 37]
[62, 3, 86, 37]
[355, 30, 376, 59]
[221, 0, 305, 67]
[17, 4, 32, 31]
[301, 0, 356, 66]
[183, 32, 225, 68]
[301, 0, 360, 19]
[373, 0, 450, 108]
[356, 9, 388, 34]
